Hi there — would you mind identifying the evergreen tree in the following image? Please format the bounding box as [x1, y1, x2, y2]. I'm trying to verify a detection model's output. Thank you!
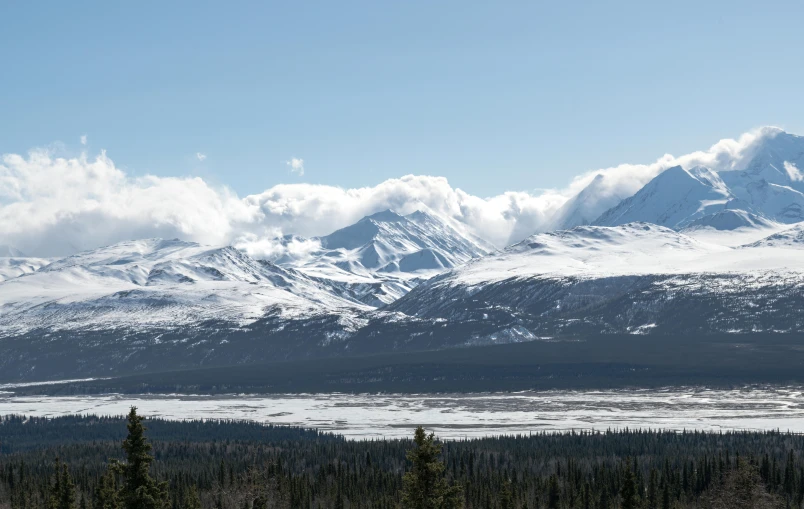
[48, 459, 62, 509]
[184, 487, 201, 509]
[598, 486, 611, 509]
[661, 481, 671, 509]
[59, 465, 77, 509]
[647, 468, 658, 508]
[547, 475, 560, 509]
[95, 465, 121, 509]
[400, 427, 463, 509]
[47, 459, 77, 509]
[499, 479, 513, 509]
[620, 463, 640, 509]
[120, 408, 169, 509]
[706, 461, 783, 509]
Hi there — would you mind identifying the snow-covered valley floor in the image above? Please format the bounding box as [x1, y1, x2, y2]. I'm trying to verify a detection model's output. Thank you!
[2, 387, 804, 439]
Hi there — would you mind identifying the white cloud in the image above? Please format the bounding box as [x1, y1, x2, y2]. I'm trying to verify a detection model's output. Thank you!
[80, 135, 87, 146]
[232, 233, 321, 263]
[0, 127, 786, 257]
[286, 157, 304, 176]
[196, 152, 207, 162]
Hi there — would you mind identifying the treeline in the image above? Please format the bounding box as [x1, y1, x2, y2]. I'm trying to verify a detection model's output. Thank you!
[1, 412, 803, 508]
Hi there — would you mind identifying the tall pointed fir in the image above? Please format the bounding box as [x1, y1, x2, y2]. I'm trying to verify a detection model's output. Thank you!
[400, 427, 463, 509]
[120, 407, 169, 509]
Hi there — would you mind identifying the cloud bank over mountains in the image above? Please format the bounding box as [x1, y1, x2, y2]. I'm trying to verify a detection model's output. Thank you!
[0, 127, 786, 257]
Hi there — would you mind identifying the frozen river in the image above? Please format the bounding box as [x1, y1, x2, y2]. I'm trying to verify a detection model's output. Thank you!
[2, 386, 804, 439]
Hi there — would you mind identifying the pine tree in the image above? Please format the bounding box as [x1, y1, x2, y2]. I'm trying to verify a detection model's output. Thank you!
[400, 427, 463, 509]
[120, 407, 169, 509]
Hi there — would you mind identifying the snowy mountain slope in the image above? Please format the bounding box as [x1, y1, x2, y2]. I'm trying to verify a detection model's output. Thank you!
[315, 209, 493, 272]
[5, 222, 804, 380]
[708, 131, 804, 224]
[720, 130, 804, 192]
[593, 166, 741, 229]
[0, 211, 498, 379]
[682, 209, 774, 231]
[0, 245, 50, 282]
[275, 209, 495, 305]
[0, 257, 50, 282]
[586, 131, 804, 230]
[0, 238, 368, 336]
[744, 223, 804, 248]
[388, 222, 804, 336]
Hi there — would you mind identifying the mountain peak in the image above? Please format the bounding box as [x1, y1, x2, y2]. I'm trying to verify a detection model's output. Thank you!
[404, 209, 435, 221]
[727, 129, 804, 181]
[361, 209, 404, 223]
[594, 164, 733, 229]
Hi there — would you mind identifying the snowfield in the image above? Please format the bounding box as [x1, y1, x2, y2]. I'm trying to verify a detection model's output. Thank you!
[2, 387, 804, 439]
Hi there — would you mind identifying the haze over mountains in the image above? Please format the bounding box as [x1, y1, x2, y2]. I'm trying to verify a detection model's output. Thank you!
[2, 127, 804, 380]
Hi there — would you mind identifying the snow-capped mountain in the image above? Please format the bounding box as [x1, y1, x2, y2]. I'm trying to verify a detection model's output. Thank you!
[0, 256, 51, 282]
[589, 130, 804, 230]
[0, 238, 367, 336]
[0, 212, 497, 380]
[0, 210, 492, 340]
[274, 209, 494, 305]
[594, 166, 740, 229]
[4, 132, 804, 382]
[389, 222, 804, 337]
[721, 130, 804, 191]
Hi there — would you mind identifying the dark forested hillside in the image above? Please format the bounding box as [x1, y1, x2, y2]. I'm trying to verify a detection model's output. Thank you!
[1, 414, 803, 508]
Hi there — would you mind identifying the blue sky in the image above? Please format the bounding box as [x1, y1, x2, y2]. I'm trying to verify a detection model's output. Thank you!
[2, 0, 803, 198]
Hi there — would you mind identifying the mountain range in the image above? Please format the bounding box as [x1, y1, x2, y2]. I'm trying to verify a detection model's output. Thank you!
[3, 129, 804, 381]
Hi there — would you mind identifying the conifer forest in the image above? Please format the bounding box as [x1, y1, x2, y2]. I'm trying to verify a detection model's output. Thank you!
[1, 411, 802, 509]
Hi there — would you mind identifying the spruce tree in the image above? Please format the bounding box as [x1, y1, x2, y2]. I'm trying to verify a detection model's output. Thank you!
[499, 479, 513, 509]
[400, 427, 463, 509]
[547, 475, 560, 509]
[48, 459, 62, 509]
[120, 407, 169, 509]
[661, 481, 671, 509]
[59, 465, 77, 509]
[47, 459, 77, 509]
[95, 465, 121, 509]
[620, 463, 640, 509]
[647, 468, 659, 508]
[184, 487, 201, 509]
